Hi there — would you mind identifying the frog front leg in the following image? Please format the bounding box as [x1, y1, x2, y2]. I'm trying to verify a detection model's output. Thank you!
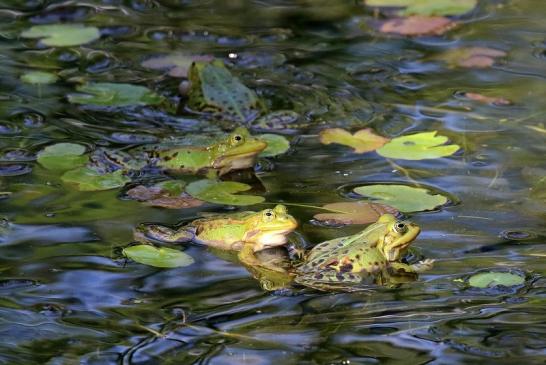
[134, 223, 194, 244]
[237, 243, 286, 273]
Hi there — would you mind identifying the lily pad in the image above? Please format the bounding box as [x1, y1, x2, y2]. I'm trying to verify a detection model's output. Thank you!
[378, 16, 454, 36]
[37, 143, 88, 171]
[141, 53, 214, 78]
[468, 271, 525, 288]
[366, 0, 477, 16]
[126, 181, 204, 209]
[21, 24, 100, 47]
[68, 83, 164, 107]
[123, 245, 194, 268]
[21, 71, 58, 85]
[377, 131, 459, 160]
[313, 201, 399, 225]
[461, 92, 511, 106]
[319, 128, 390, 154]
[259, 134, 290, 157]
[353, 184, 448, 212]
[186, 179, 265, 206]
[61, 167, 130, 191]
[439, 47, 507, 69]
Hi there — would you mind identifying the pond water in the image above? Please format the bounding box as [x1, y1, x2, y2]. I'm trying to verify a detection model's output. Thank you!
[1, 1, 546, 364]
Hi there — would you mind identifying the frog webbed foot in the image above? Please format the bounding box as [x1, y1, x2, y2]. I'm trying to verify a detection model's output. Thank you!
[389, 259, 434, 274]
[410, 258, 435, 273]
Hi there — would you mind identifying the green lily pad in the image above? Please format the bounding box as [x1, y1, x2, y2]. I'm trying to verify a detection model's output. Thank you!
[61, 167, 130, 191]
[68, 83, 164, 107]
[123, 245, 194, 268]
[319, 128, 390, 154]
[21, 71, 58, 85]
[353, 184, 448, 212]
[468, 271, 525, 288]
[377, 131, 459, 160]
[21, 24, 100, 47]
[365, 0, 477, 16]
[259, 134, 290, 157]
[37, 143, 88, 171]
[186, 179, 265, 206]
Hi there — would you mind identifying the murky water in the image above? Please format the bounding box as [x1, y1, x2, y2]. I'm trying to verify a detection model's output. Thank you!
[1, 1, 545, 364]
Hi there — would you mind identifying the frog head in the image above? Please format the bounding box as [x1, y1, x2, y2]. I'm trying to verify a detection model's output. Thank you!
[375, 214, 420, 262]
[242, 204, 298, 251]
[210, 127, 267, 175]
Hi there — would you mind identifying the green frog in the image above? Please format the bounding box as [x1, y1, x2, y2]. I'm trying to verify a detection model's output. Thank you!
[90, 127, 267, 177]
[294, 214, 434, 291]
[135, 204, 298, 253]
[186, 60, 265, 124]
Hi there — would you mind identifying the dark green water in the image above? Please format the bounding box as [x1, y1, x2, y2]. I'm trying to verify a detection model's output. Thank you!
[1, 1, 546, 364]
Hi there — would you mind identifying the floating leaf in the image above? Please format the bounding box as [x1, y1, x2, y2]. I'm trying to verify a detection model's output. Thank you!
[439, 47, 507, 69]
[37, 143, 88, 171]
[61, 167, 130, 191]
[259, 134, 290, 157]
[21, 24, 100, 47]
[126, 181, 204, 209]
[123, 245, 194, 268]
[377, 131, 459, 160]
[378, 16, 454, 36]
[68, 83, 164, 107]
[319, 128, 390, 153]
[141, 53, 214, 78]
[468, 271, 525, 288]
[21, 71, 58, 85]
[461, 92, 511, 106]
[365, 0, 476, 16]
[313, 201, 398, 225]
[354, 184, 447, 212]
[186, 179, 264, 206]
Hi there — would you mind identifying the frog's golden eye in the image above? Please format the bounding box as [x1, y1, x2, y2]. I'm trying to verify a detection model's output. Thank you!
[263, 209, 275, 221]
[232, 134, 244, 144]
[393, 222, 408, 234]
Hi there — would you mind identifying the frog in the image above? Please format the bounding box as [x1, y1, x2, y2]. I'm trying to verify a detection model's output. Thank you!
[89, 127, 267, 177]
[185, 60, 266, 124]
[135, 204, 298, 255]
[293, 214, 434, 292]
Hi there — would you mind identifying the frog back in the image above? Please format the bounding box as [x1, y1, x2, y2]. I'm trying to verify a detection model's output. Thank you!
[154, 147, 213, 171]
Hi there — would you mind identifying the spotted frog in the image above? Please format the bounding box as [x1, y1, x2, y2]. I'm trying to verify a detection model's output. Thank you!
[186, 60, 265, 123]
[294, 214, 434, 291]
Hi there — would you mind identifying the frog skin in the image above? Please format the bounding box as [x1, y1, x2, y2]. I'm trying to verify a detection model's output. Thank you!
[89, 127, 267, 177]
[135, 204, 298, 252]
[186, 60, 265, 123]
[294, 214, 434, 291]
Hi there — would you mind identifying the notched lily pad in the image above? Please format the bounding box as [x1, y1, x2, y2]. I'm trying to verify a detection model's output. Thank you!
[21, 71, 58, 85]
[377, 131, 459, 160]
[258, 134, 290, 157]
[313, 201, 399, 225]
[186, 179, 265, 206]
[123, 244, 194, 268]
[126, 181, 204, 209]
[37, 143, 88, 171]
[68, 83, 164, 107]
[61, 167, 130, 191]
[21, 24, 100, 47]
[468, 271, 525, 288]
[353, 184, 448, 212]
[319, 128, 390, 153]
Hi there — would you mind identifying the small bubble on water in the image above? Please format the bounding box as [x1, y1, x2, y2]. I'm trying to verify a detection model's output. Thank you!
[228, 52, 238, 59]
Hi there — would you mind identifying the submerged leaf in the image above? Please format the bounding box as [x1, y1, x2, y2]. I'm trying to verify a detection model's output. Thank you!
[123, 245, 194, 268]
[37, 143, 88, 171]
[461, 92, 511, 106]
[68, 83, 164, 107]
[186, 179, 264, 206]
[126, 181, 204, 209]
[313, 201, 399, 225]
[378, 16, 454, 36]
[259, 134, 290, 157]
[61, 167, 130, 191]
[468, 271, 525, 288]
[319, 128, 390, 153]
[439, 47, 507, 69]
[21, 71, 58, 85]
[377, 131, 459, 160]
[21, 24, 100, 47]
[353, 184, 448, 212]
[141, 53, 214, 77]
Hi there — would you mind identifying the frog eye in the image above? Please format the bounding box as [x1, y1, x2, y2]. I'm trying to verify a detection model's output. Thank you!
[263, 209, 275, 221]
[231, 134, 244, 144]
[393, 222, 408, 234]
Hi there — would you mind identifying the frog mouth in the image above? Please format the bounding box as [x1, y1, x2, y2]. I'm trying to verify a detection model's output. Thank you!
[385, 225, 421, 261]
[247, 223, 298, 251]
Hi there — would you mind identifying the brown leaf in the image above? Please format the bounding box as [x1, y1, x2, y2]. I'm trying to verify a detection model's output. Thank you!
[378, 16, 455, 36]
[462, 92, 512, 106]
[313, 201, 399, 225]
[319, 128, 390, 154]
[441, 47, 507, 69]
[126, 184, 204, 209]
